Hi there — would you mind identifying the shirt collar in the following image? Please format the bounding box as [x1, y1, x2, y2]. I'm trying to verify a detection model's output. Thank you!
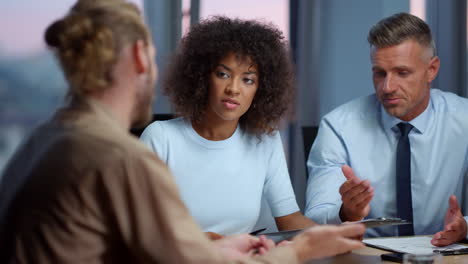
[380, 96, 433, 134]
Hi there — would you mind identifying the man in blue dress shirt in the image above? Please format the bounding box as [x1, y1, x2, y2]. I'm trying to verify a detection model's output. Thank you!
[305, 12, 468, 246]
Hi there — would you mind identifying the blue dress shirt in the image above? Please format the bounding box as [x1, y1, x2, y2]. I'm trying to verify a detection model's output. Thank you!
[305, 89, 468, 237]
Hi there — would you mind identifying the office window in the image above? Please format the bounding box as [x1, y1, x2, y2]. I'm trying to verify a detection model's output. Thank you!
[182, 0, 192, 35]
[410, 0, 426, 20]
[200, 0, 289, 39]
[0, 0, 143, 175]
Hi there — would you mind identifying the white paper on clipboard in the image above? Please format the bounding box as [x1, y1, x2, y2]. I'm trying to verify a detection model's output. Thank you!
[364, 236, 468, 255]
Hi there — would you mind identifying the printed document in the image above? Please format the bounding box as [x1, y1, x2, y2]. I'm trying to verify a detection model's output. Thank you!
[364, 236, 468, 254]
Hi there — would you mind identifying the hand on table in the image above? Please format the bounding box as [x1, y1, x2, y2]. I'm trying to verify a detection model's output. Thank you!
[339, 165, 374, 222]
[213, 234, 275, 260]
[431, 195, 467, 246]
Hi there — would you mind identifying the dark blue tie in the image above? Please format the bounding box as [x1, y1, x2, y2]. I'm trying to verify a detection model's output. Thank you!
[396, 122, 414, 236]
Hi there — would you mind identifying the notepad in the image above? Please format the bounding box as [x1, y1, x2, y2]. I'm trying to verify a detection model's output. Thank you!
[364, 236, 468, 255]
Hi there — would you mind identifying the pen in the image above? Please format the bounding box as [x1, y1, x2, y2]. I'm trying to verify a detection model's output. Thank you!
[433, 248, 468, 256]
[250, 228, 267, 235]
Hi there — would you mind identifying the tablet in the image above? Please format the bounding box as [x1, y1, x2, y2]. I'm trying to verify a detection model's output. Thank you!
[255, 229, 302, 243]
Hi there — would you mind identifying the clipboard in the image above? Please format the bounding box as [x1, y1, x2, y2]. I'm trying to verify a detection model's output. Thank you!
[433, 248, 468, 256]
[351, 217, 411, 228]
[364, 236, 468, 255]
[255, 217, 410, 244]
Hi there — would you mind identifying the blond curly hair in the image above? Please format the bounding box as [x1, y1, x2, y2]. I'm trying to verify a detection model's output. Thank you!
[44, 0, 150, 97]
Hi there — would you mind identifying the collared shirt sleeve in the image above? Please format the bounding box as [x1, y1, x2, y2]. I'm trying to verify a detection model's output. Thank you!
[462, 216, 468, 241]
[305, 117, 347, 224]
[457, 168, 468, 240]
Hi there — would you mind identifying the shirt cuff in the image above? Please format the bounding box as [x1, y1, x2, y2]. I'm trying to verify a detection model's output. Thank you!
[327, 203, 344, 224]
[464, 216, 468, 240]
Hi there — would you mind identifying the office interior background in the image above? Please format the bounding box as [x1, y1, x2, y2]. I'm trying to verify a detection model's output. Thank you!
[1, 0, 467, 229]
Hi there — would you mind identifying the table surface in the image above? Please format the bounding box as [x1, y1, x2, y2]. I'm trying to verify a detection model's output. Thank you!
[305, 246, 468, 264]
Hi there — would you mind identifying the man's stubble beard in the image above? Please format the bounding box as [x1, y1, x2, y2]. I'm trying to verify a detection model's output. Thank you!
[131, 56, 156, 130]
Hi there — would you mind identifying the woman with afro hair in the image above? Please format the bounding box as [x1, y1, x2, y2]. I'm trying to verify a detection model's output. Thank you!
[141, 16, 316, 239]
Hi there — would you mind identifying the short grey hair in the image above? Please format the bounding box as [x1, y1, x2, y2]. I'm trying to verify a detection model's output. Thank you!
[368, 12, 436, 57]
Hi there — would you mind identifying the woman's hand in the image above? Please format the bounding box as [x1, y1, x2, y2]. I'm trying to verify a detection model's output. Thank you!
[205, 232, 224, 240]
[213, 234, 275, 260]
[290, 224, 365, 261]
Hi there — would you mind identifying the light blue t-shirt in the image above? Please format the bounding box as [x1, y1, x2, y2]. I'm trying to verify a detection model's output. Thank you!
[140, 118, 299, 235]
[305, 89, 468, 238]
